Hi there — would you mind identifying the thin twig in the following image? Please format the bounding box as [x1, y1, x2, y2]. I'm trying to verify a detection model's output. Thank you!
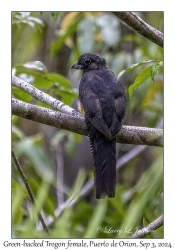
[12, 150, 49, 234]
[12, 98, 163, 147]
[131, 215, 163, 238]
[113, 12, 163, 47]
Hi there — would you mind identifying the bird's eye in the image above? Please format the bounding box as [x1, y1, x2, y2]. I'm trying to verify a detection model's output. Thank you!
[84, 59, 91, 66]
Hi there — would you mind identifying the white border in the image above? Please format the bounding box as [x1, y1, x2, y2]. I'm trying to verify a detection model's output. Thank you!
[1, 1, 175, 248]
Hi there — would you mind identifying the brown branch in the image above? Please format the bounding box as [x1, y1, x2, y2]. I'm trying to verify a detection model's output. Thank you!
[131, 215, 163, 238]
[12, 150, 49, 234]
[118, 125, 163, 147]
[12, 98, 163, 147]
[113, 12, 163, 47]
[12, 98, 85, 136]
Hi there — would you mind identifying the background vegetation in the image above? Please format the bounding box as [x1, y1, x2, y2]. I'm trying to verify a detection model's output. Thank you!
[12, 11, 163, 238]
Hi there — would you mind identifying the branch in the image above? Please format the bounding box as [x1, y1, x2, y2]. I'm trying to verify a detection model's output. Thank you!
[12, 75, 83, 119]
[113, 12, 163, 47]
[131, 215, 163, 238]
[12, 150, 49, 234]
[118, 125, 163, 147]
[12, 98, 163, 147]
[12, 98, 86, 135]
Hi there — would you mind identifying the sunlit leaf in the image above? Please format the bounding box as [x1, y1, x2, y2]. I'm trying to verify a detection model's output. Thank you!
[128, 65, 153, 99]
[28, 16, 44, 26]
[117, 60, 156, 80]
[61, 12, 79, 29]
[150, 61, 163, 81]
[23, 61, 47, 73]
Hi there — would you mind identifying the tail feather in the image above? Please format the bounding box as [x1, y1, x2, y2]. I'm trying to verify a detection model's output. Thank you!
[87, 121, 117, 199]
[94, 137, 116, 199]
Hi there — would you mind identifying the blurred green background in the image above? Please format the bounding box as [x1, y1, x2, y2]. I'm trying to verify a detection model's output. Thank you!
[12, 11, 163, 238]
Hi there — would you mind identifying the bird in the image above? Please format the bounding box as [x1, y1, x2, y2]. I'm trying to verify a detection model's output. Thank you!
[71, 53, 126, 199]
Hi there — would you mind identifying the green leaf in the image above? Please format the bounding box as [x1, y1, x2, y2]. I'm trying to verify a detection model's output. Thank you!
[44, 73, 72, 88]
[128, 65, 153, 99]
[15, 70, 54, 88]
[69, 170, 86, 199]
[14, 66, 76, 106]
[22, 61, 47, 73]
[117, 60, 156, 80]
[12, 12, 44, 28]
[12, 186, 24, 225]
[55, 88, 78, 106]
[74, 133, 82, 143]
[14, 137, 54, 183]
[50, 12, 60, 21]
[14, 68, 73, 90]
[118, 156, 163, 238]
[12, 87, 32, 103]
[23, 177, 55, 217]
[143, 217, 148, 227]
[51, 208, 72, 238]
[84, 199, 107, 238]
[28, 16, 44, 26]
[12, 179, 28, 197]
[150, 61, 163, 81]
[49, 13, 83, 56]
[12, 125, 25, 140]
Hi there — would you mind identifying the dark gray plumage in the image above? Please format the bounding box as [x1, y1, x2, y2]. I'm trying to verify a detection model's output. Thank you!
[71, 53, 126, 199]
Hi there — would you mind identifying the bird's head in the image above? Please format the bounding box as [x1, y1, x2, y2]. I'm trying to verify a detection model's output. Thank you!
[71, 53, 107, 73]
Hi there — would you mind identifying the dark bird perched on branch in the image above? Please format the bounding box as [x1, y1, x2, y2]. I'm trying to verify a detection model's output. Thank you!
[71, 53, 126, 199]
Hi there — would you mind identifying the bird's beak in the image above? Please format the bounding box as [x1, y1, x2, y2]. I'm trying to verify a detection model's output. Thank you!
[71, 62, 83, 70]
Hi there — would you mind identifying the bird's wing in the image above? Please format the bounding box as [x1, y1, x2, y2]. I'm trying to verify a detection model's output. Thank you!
[114, 82, 126, 120]
[109, 81, 126, 137]
[79, 74, 112, 139]
[82, 91, 112, 139]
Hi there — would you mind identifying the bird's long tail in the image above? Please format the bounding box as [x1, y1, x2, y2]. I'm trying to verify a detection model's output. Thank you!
[88, 127, 117, 199]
